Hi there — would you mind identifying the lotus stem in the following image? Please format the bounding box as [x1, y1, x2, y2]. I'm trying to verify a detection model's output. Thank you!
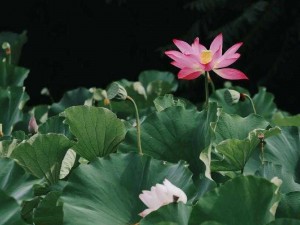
[207, 72, 215, 93]
[126, 96, 143, 155]
[204, 71, 209, 109]
[244, 94, 257, 114]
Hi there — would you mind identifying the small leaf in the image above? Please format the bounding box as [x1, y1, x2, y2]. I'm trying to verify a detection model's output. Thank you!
[63, 106, 126, 161]
[11, 134, 74, 184]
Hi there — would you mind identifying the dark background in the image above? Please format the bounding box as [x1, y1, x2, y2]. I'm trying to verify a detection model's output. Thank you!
[0, 0, 299, 114]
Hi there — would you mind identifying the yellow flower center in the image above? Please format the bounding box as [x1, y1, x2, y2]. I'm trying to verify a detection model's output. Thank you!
[200, 50, 213, 64]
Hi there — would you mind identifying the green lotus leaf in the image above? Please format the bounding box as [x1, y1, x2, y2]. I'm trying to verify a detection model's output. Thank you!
[153, 94, 196, 112]
[138, 70, 178, 93]
[272, 112, 300, 127]
[276, 192, 300, 220]
[0, 60, 29, 87]
[49, 87, 92, 116]
[38, 115, 71, 138]
[267, 218, 300, 225]
[210, 86, 277, 119]
[62, 106, 126, 161]
[21, 197, 41, 223]
[0, 189, 26, 225]
[0, 138, 18, 157]
[119, 102, 218, 176]
[264, 127, 300, 181]
[31, 105, 49, 123]
[59, 149, 76, 179]
[214, 111, 270, 142]
[62, 152, 195, 225]
[256, 162, 300, 193]
[140, 203, 192, 225]
[211, 127, 281, 172]
[0, 30, 27, 65]
[11, 134, 74, 184]
[0, 87, 29, 135]
[189, 176, 280, 225]
[0, 157, 38, 203]
[33, 191, 63, 225]
[252, 87, 278, 120]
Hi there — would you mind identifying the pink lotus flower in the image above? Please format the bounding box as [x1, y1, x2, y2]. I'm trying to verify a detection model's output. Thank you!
[165, 33, 248, 80]
[138, 179, 187, 217]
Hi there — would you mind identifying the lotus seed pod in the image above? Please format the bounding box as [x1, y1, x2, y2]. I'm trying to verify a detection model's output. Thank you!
[107, 82, 127, 100]
[224, 89, 241, 105]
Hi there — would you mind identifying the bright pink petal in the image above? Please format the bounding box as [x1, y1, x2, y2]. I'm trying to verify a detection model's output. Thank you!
[215, 53, 240, 68]
[165, 50, 184, 61]
[178, 68, 202, 80]
[223, 42, 243, 57]
[213, 68, 248, 80]
[173, 39, 193, 54]
[191, 37, 206, 54]
[165, 51, 196, 69]
[210, 33, 223, 56]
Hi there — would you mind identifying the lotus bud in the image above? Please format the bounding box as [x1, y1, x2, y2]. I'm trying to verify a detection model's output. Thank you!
[0, 124, 3, 137]
[28, 116, 38, 134]
[224, 89, 246, 105]
[107, 82, 128, 101]
[2, 42, 11, 55]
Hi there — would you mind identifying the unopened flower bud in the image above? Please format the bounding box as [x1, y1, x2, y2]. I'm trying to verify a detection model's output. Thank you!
[28, 116, 38, 134]
[107, 82, 128, 101]
[103, 98, 110, 105]
[224, 89, 242, 105]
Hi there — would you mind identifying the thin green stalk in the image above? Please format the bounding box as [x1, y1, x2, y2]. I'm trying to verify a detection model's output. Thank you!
[244, 94, 257, 114]
[126, 96, 143, 155]
[207, 72, 215, 93]
[204, 71, 209, 109]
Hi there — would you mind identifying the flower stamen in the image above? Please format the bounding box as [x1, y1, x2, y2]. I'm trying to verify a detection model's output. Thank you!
[200, 50, 213, 64]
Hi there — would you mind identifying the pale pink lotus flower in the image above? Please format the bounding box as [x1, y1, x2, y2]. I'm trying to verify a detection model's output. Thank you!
[165, 33, 248, 80]
[28, 116, 38, 134]
[139, 179, 187, 217]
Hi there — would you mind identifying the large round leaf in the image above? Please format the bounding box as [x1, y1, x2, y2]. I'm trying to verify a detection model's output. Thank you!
[119, 103, 218, 176]
[264, 127, 300, 182]
[189, 176, 279, 225]
[63, 106, 126, 161]
[0, 158, 38, 203]
[276, 192, 300, 220]
[256, 162, 300, 193]
[211, 127, 281, 172]
[0, 189, 26, 225]
[49, 87, 92, 116]
[62, 152, 195, 225]
[210, 86, 277, 120]
[11, 134, 74, 184]
[214, 111, 270, 142]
